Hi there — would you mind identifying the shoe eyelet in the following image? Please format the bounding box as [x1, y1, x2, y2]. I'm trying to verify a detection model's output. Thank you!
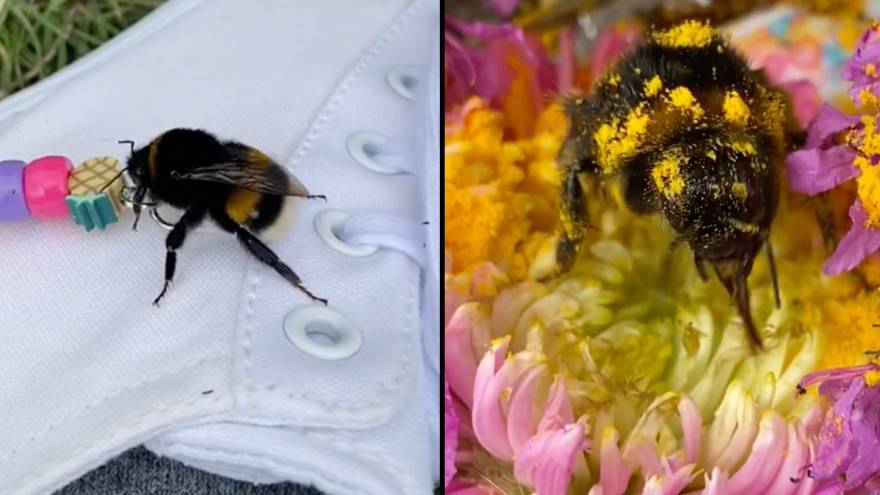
[314, 209, 378, 257]
[386, 66, 420, 100]
[346, 131, 401, 175]
[284, 306, 362, 360]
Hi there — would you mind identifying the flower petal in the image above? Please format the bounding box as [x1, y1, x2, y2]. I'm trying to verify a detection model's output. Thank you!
[445, 381, 460, 487]
[446, 479, 494, 495]
[446, 303, 489, 407]
[785, 145, 860, 195]
[506, 363, 549, 452]
[726, 411, 788, 494]
[677, 395, 701, 465]
[701, 467, 729, 495]
[639, 461, 696, 495]
[514, 416, 589, 495]
[804, 103, 860, 149]
[598, 427, 631, 495]
[472, 336, 516, 459]
[538, 375, 575, 432]
[823, 200, 880, 275]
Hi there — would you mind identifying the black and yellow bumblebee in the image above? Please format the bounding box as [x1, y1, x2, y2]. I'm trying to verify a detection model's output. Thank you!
[556, 20, 804, 348]
[118, 128, 326, 306]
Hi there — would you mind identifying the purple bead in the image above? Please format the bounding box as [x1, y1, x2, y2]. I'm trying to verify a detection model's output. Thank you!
[0, 160, 29, 221]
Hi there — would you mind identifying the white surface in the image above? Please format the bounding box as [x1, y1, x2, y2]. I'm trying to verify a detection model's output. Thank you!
[0, 0, 437, 493]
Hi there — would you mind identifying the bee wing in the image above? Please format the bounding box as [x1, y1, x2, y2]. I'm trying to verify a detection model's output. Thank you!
[172, 162, 311, 197]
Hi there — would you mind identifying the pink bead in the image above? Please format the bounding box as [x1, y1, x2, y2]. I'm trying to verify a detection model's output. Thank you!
[24, 156, 73, 219]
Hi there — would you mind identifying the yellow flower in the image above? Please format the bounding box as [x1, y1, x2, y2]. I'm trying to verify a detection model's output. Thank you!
[445, 98, 566, 278]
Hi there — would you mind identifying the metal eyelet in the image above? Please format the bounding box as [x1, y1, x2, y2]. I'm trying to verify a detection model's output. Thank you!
[314, 209, 378, 257]
[284, 306, 362, 360]
[386, 66, 420, 100]
[345, 131, 402, 175]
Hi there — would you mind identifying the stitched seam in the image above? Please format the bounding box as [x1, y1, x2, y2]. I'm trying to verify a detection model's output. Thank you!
[240, 0, 425, 411]
[18, 391, 227, 492]
[0, 352, 226, 463]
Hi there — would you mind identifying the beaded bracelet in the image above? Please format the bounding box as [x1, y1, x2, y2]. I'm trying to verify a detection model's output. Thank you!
[0, 155, 129, 232]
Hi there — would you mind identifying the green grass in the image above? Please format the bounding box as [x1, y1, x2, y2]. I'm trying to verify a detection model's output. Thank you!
[0, 0, 164, 100]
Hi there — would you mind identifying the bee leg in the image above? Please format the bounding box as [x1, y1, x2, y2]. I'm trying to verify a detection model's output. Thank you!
[556, 166, 590, 274]
[153, 207, 206, 307]
[238, 228, 327, 304]
[214, 213, 327, 304]
[766, 240, 781, 308]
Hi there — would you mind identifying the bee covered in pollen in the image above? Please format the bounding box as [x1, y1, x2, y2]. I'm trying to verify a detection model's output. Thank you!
[555, 20, 804, 348]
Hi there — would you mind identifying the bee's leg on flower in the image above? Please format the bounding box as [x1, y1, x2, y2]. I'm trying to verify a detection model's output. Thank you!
[555, 143, 598, 274]
[766, 239, 781, 308]
[556, 166, 589, 274]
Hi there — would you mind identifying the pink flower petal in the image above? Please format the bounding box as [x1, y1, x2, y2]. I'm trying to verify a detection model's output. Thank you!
[445, 303, 488, 407]
[785, 145, 860, 195]
[780, 79, 821, 129]
[538, 375, 575, 432]
[677, 395, 701, 465]
[445, 381, 460, 487]
[640, 460, 696, 495]
[764, 422, 812, 495]
[472, 337, 516, 459]
[804, 104, 860, 149]
[598, 427, 631, 495]
[446, 479, 494, 495]
[701, 468, 729, 495]
[507, 363, 550, 453]
[514, 416, 589, 495]
[824, 201, 880, 275]
[726, 411, 788, 494]
[799, 362, 879, 389]
[487, 0, 520, 17]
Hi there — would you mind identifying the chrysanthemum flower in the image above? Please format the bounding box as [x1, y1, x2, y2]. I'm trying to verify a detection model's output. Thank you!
[447, 15, 880, 495]
[787, 21, 880, 275]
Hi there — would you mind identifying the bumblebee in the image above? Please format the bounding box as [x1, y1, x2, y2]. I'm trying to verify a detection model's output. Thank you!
[119, 128, 326, 306]
[556, 20, 803, 348]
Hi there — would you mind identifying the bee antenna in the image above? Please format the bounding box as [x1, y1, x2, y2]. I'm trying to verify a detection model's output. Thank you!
[118, 139, 135, 155]
[100, 166, 129, 193]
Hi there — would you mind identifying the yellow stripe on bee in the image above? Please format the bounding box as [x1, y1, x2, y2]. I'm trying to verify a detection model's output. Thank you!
[651, 149, 687, 198]
[226, 188, 262, 224]
[729, 140, 757, 156]
[147, 136, 162, 177]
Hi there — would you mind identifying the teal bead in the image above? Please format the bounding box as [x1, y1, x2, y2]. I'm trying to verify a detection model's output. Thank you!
[66, 193, 119, 232]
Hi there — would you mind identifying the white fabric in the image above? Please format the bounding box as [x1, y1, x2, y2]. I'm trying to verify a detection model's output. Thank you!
[0, 0, 437, 493]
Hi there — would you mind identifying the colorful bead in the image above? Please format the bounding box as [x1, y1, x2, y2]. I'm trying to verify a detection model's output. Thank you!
[24, 156, 73, 219]
[65, 156, 124, 232]
[0, 160, 29, 221]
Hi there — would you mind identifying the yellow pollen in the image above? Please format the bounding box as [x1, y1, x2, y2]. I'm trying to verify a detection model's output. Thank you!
[859, 88, 880, 107]
[729, 140, 757, 156]
[855, 155, 880, 228]
[867, 63, 878, 77]
[644, 75, 663, 97]
[865, 369, 880, 387]
[593, 103, 651, 174]
[859, 115, 880, 156]
[652, 20, 717, 48]
[608, 73, 621, 87]
[723, 90, 750, 126]
[732, 182, 748, 201]
[706, 150, 717, 161]
[651, 150, 686, 198]
[667, 86, 704, 120]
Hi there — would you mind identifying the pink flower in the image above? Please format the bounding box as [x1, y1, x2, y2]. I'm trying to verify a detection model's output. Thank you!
[445, 479, 493, 495]
[786, 104, 860, 195]
[798, 363, 880, 493]
[445, 381, 460, 487]
[823, 200, 880, 275]
[445, 303, 490, 408]
[444, 15, 556, 114]
[514, 416, 589, 495]
[842, 22, 880, 105]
